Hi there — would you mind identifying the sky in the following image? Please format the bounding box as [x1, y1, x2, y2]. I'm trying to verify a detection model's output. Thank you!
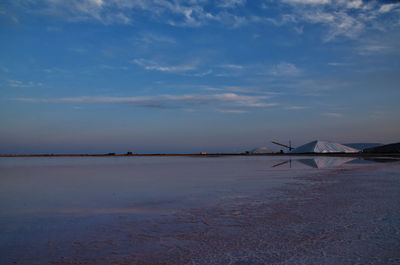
[0, 0, 400, 154]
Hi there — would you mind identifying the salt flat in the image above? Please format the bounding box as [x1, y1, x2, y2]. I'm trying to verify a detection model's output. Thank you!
[0, 156, 399, 264]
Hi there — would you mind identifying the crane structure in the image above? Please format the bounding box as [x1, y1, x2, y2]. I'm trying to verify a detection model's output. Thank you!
[271, 141, 293, 151]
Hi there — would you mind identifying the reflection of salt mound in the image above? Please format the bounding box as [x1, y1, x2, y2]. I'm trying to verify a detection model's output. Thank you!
[251, 146, 271, 154]
[291, 140, 359, 153]
[297, 157, 356, 168]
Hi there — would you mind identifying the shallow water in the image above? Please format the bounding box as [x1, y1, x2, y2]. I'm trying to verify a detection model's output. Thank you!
[0, 156, 399, 264]
[0, 156, 366, 217]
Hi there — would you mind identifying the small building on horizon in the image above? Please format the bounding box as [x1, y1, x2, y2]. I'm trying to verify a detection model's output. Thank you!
[251, 146, 272, 154]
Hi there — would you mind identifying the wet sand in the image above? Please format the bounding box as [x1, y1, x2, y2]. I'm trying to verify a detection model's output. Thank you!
[3, 159, 400, 264]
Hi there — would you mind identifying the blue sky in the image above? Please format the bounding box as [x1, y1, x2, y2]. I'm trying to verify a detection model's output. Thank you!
[1, 0, 399, 154]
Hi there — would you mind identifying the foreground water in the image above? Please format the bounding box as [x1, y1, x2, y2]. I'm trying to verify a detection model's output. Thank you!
[0, 156, 399, 264]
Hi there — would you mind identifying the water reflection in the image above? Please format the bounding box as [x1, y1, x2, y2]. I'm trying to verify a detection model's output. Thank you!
[1, 156, 399, 219]
[271, 159, 292, 168]
[297, 157, 356, 169]
[271, 156, 400, 169]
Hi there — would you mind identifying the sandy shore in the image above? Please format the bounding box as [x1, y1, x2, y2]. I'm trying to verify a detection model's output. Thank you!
[7, 162, 400, 265]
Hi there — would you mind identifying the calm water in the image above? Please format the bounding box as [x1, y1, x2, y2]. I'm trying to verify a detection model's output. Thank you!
[0, 156, 364, 217]
[0, 156, 398, 264]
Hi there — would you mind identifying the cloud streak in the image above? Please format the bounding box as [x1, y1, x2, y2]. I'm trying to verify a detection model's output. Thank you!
[285, 106, 307, 110]
[15, 93, 279, 109]
[7, 80, 43, 88]
[282, 0, 330, 4]
[132, 58, 197, 73]
[322, 112, 343, 117]
[216, 109, 249, 114]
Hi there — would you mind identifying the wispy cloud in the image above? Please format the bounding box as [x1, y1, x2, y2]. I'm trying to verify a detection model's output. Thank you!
[378, 3, 400, 14]
[322, 112, 343, 117]
[218, 64, 244, 70]
[218, 0, 247, 9]
[216, 109, 249, 114]
[327, 62, 350, 67]
[291, 78, 353, 92]
[4, 1, 204, 27]
[135, 33, 176, 45]
[282, 0, 330, 5]
[15, 93, 279, 109]
[98, 64, 129, 71]
[68, 47, 87, 53]
[346, 0, 362, 9]
[0, 65, 9, 72]
[8, 80, 43, 88]
[213, 63, 245, 77]
[46, 26, 62, 32]
[256, 14, 297, 26]
[43, 67, 66, 73]
[269, 62, 300, 76]
[132, 58, 197, 73]
[285, 106, 307, 110]
[274, 0, 400, 42]
[201, 85, 283, 96]
[3, 0, 399, 40]
[186, 70, 213, 77]
[298, 9, 364, 42]
[20, 0, 216, 27]
[358, 44, 391, 55]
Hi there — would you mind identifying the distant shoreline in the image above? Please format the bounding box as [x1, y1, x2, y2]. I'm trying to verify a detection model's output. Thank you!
[1, 153, 399, 158]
